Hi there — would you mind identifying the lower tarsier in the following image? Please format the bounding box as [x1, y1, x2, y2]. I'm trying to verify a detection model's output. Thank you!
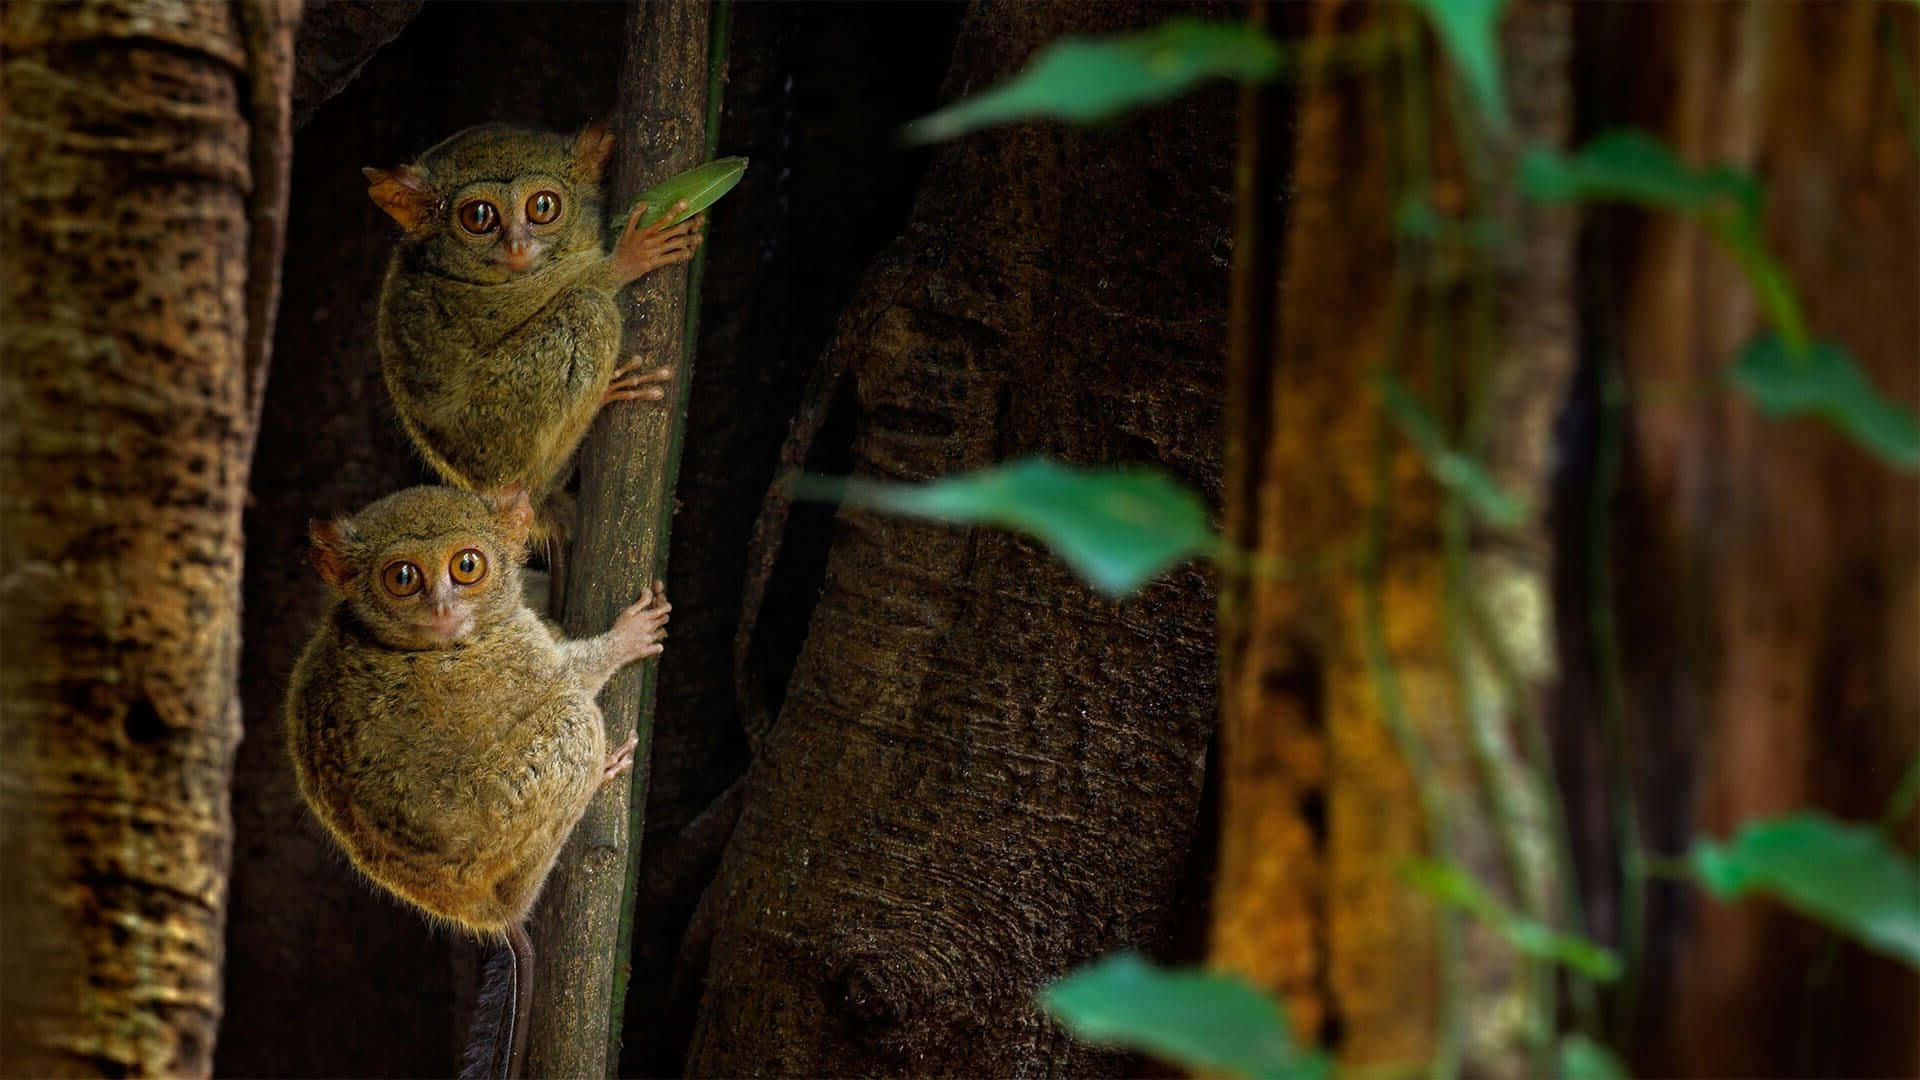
[286, 485, 671, 1079]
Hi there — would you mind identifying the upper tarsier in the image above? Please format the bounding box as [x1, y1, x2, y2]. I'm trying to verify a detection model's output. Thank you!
[364, 123, 706, 544]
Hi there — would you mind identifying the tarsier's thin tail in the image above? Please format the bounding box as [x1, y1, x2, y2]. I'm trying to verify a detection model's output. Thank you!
[460, 937, 519, 1080]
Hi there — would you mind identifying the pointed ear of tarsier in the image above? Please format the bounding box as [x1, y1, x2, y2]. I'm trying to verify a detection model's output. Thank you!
[488, 485, 535, 549]
[570, 122, 614, 183]
[363, 164, 436, 232]
[309, 518, 358, 589]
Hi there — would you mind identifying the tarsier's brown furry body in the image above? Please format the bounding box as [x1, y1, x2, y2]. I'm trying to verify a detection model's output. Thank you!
[285, 485, 669, 1077]
[365, 124, 703, 542]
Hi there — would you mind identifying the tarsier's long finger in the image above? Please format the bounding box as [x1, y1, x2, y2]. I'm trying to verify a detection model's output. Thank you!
[609, 362, 673, 388]
[638, 199, 693, 237]
[603, 389, 667, 405]
[626, 599, 670, 626]
[620, 202, 650, 241]
[653, 213, 706, 242]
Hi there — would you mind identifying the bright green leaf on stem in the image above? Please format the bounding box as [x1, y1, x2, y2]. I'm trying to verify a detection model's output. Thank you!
[1519, 129, 1761, 222]
[1406, 0, 1510, 131]
[904, 19, 1281, 143]
[1729, 335, 1920, 469]
[1379, 375, 1528, 527]
[624, 156, 749, 229]
[1692, 813, 1920, 969]
[1403, 859, 1623, 980]
[1559, 1033, 1632, 1080]
[1040, 953, 1330, 1080]
[792, 458, 1217, 597]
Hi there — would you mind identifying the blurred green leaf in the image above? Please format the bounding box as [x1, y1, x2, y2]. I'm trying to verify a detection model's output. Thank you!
[625, 156, 749, 229]
[1885, 757, 1920, 830]
[905, 19, 1281, 143]
[1406, 0, 1509, 130]
[1379, 375, 1528, 526]
[1040, 954, 1330, 1080]
[1558, 1033, 1631, 1080]
[793, 459, 1216, 597]
[1692, 813, 1920, 969]
[1729, 335, 1920, 469]
[1520, 130, 1761, 225]
[1523, 131, 1830, 351]
[1403, 859, 1623, 980]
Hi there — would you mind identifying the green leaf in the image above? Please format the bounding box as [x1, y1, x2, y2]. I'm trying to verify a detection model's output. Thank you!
[1379, 375, 1528, 527]
[905, 19, 1281, 143]
[1520, 129, 1761, 224]
[1729, 335, 1920, 469]
[1522, 132, 1830, 349]
[1406, 0, 1509, 130]
[1692, 813, 1920, 969]
[792, 459, 1216, 597]
[1403, 859, 1623, 981]
[1558, 1033, 1631, 1080]
[624, 156, 749, 229]
[1040, 954, 1330, 1080]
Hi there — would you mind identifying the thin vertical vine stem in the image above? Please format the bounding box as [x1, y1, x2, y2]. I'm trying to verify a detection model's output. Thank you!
[1366, 14, 1466, 1078]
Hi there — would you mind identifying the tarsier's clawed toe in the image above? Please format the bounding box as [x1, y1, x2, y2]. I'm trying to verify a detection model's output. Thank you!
[602, 729, 640, 781]
[601, 361, 674, 406]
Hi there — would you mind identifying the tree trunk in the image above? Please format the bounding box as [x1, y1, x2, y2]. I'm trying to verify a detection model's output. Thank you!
[0, 0, 295, 1074]
[1562, 2, 1920, 1074]
[1211, 0, 1573, 1074]
[684, 1, 1233, 1074]
[618, 3, 965, 1072]
[290, 0, 426, 129]
[524, 1, 712, 1075]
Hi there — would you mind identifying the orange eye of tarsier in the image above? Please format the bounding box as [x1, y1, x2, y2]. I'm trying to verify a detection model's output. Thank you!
[526, 191, 561, 225]
[382, 561, 423, 598]
[449, 548, 488, 586]
[457, 200, 500, 235]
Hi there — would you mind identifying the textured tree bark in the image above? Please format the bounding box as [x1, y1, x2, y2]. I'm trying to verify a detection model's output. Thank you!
[1563, 2, 1920, 1074]
[618, 4, 966, 1073]
[290, 0, 425, 129]
[0, 0, 296, 1074]
[683, 2, 1233, 1074]
[1210, 0, 1572, 1074]
[524, 1, 711, 1075]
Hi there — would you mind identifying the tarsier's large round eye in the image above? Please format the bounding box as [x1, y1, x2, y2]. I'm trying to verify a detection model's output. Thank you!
[526, 191, 561, 225]
[382, 561, 424, 597]
[449, 548, 488, 586]
[457, 200, 500, 235]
